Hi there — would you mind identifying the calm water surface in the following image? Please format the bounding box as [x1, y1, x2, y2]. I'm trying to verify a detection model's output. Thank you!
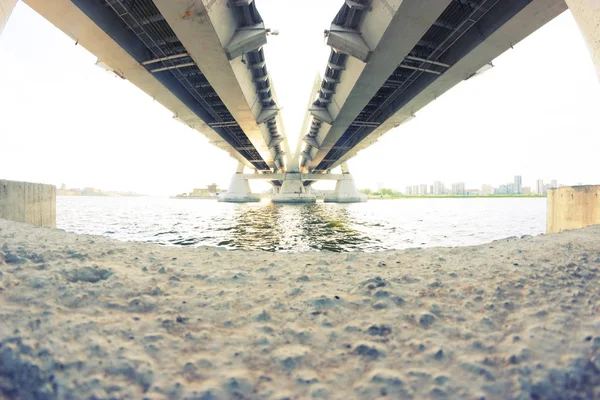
[56, 196, 546, 252]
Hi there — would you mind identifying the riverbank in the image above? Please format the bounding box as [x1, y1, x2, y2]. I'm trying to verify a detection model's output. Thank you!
[367, 195, 545, 199]
[1, 218, 599, 399]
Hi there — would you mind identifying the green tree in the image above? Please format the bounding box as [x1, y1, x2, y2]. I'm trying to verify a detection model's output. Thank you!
[380, 188, 394, 196]
[359, 188, 372, 195]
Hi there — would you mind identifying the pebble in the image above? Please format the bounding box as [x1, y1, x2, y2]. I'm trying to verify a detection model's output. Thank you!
[419, 314, 435, 328]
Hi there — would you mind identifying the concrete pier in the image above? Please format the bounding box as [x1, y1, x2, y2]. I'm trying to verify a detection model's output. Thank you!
[218, 163, 260, 203]
[566, 0, 600, 80]
[272, 174, 316, 204]
[324, 163, 367, 203]
[0, 179, 56, 228]
[324, 175, 367, 203]
[547, 185, 600, 233]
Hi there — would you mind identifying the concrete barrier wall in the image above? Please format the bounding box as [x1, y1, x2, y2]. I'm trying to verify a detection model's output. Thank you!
[0, 179, 56, 228]
[547, 185, 600, 233]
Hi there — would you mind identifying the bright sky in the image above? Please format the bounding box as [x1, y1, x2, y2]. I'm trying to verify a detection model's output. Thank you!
[0, 2, 598, 195]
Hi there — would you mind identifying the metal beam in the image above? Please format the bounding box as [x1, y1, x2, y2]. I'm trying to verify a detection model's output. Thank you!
[142, 53, 189, 65]
[150, 62, 196, 73]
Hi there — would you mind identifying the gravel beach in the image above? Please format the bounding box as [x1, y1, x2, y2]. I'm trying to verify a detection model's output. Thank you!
[1, 218, 600, 399]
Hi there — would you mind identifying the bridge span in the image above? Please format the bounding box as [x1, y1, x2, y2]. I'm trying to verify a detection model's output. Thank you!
[1, 0, 599, 203]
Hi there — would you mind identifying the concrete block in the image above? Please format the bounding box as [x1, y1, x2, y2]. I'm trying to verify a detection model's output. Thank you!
[0, 179, 56, 228]
[547, 185, 600, 233]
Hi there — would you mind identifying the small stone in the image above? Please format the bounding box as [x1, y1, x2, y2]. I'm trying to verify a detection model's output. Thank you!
[142, 267, 148, 272]
[158, 266, 166, 274]
[377, 261, 387, 268]
[352, 342, 385, 360]
[430, 388, 448, 398]
[372, 301, 388, 310]
[367, 325, 392, 337]
[433, 349, 444, 360]
[317, 259, 330, 266]
[64, 267, 113, 283]
[297, 275, 311, 282]
[373, 290, 390, 298]
[419, 314, 435, 328]
[433, 376, 450, 385]
[169, 275, 181, 282]
[213, 252, 221, 257]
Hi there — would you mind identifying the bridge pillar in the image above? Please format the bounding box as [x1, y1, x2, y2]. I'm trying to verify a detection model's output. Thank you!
[218, 163, 260, 203]
[272, 174, 316, 204]
[0, 0, 17, 35]
[566, 0, 600, 80]
[324, 163, 367, 203]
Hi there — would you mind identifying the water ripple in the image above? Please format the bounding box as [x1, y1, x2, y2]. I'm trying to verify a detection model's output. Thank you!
[56, 197, 546, 252]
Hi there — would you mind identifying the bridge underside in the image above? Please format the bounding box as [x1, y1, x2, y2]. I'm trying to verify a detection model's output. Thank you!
[300, 0, 568, 173]
[24, 0, 288, 173]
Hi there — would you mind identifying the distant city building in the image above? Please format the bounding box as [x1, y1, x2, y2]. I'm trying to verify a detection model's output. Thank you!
[550, 180, 558, 189]
[430, 185, 434, 195]
[433, 181, 445, 195]
[496, 184, 508, 195]
[536, 179, 545, 195]
[514, 175, 522, 194]
[405, 186, 413, 195]
[522, 186, 532, 195]
[507, 183, 515, 194]
[467, 188, 481, 196]
[420, 184, 428, 195]
[481, 184, 493, 195]
[451, 182, 465, 195]
[412, 185, 419, 195]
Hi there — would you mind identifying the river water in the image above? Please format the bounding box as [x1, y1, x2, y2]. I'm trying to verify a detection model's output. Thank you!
[56, 196, 546, 252]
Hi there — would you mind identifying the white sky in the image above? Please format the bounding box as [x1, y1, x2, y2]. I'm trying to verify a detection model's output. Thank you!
[0, 1, 598, 195]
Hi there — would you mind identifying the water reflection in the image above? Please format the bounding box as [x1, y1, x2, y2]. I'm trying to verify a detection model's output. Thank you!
[217, 202, 374, 252]
[56, 197, 547, 252]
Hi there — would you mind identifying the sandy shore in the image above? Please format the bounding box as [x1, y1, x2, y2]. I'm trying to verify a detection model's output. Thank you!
[1, 219, 600, 399]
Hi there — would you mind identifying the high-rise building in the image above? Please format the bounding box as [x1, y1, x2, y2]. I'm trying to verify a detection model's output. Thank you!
[550, 180, 558, 189]
[507, 183, 515, 194]
[405, 186, 412, 195]
[420, 184, 428, 196]
[413, 185, 420, 195]
[430, 185, 434, 195]
[514, 176, 522, 194]
[481, 184, 493, 195]
[433, 181, 445, 195]
[451, 182, 465, 195]
[536, 179, 545, 195]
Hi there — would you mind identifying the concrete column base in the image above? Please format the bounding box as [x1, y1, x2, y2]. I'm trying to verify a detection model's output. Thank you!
[272, 174, 316, 204]
[218, 173, 260, 203]
[324, 174, 367, 203]
[547, 185, 600, 233]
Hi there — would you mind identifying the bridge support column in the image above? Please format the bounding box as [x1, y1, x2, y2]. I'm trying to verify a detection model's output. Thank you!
[324, 163, 367, 203]
[566, 0, 600, 80]
[218, 163, 260, 203]
[0, 0, 18, 35]
[272, 174, 316, 204]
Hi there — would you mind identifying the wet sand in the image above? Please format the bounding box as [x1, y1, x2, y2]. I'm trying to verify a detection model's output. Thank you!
[1, 218, 600, 399]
